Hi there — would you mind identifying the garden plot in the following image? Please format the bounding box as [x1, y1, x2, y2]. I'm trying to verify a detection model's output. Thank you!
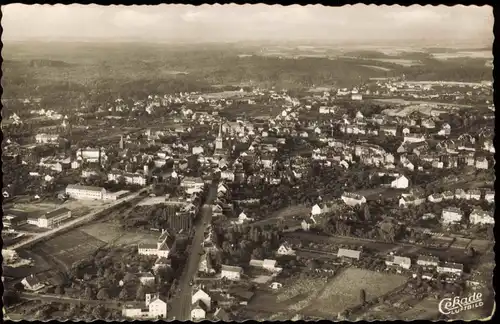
[305, 268, 408, 317]
[79, 222, 158, 246]
[33, 230, 106, 268]
[400, 297, 440, 320]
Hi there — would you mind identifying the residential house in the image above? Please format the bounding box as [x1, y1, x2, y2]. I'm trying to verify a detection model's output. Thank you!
[469, 208, 495, 225]
[191, 301, 208, 321]
[139, 272, 156, 285]
[21, 274, 45, 291]
[138, 230, 174, 258]
[341, 192, 366, 207]
[404, 133, 426, 143]
[454, 189, 467, 200]
[192, 289, 211, 312]
[399, 195, 425, 207]
[441, 207, 463, 225]
[391, 175, 409, 189]
[442, 191, 454, 200]
[220, 265, 243, 281]
[427, 193, 443, 203]
[380, 126, 397, 136]
[416, 255, 440, 268]
[421, 119, 436, 129]
[122, 293, 167, 319]
[276, 242, 296, 256]
[484, 190, 494, 203]
[35, 133, 59, 144]
[437, 262, 463, 276]
[220, 170, 235, 182]
[466, 189, 481, 201]
[198, 252, 215, 274]
[475, 157, 489, 169]
[337, 248, 361, 261]
[431, 160, 444, 169]
[311, 204, 322, 216]
[249, 259, 282, 273]
[385, 255, 412, 270]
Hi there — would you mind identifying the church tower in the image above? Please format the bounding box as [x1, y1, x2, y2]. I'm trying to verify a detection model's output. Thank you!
[119, 135, 124, 150]
[215, 122, 224, 150]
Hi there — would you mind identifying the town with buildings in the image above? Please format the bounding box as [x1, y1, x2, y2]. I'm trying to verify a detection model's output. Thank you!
[2, 4, 495, 322]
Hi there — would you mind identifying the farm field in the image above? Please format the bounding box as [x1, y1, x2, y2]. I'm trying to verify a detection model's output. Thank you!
[79, 222, 158, 246]
[304, 268, 408, 317]
[432, 51, 492, 60]
[32, 230, 106, 269]
[371, 58, 422, 66]
[360, 65, 392, 71]
[247, 275, 331, 317]
[399, 297, 440, 320]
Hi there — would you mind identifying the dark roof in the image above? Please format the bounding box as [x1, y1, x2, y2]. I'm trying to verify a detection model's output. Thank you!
[66, 184, 104, 192]
[40, 208, 71, 220]
[214, 308, 231, 321]
[228, 287, 254, 301]
[192, 300, 208, 311]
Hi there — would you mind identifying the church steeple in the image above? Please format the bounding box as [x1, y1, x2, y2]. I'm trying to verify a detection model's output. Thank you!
[215, 120, 224, 151]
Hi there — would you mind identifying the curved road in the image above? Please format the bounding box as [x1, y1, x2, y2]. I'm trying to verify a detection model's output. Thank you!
[170, 183, 217, 320]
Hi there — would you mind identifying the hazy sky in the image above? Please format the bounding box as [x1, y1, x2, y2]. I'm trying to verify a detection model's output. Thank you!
[1, 4, 493, 43]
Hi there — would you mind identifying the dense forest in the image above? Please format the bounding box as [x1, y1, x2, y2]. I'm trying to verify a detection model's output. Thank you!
[2, 42, 492, 101]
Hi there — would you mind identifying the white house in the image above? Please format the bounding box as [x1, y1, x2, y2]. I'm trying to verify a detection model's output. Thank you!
[416, 255, 440, 268]
[122, 293, 167, 319]
[475, 157, 489, 170]
[341, 192, 366, 206]
[437, 262, 463, 276]
[192, 289, 211, 311]
[385, 255, 412, 270]
[21, 274, 45, 291]
[469, 209, 495, 225]
[391, 175, 409, 189]
[192, 146, 204, 155]
[311, 204, 322, 216]
[484, 190, 494, 203]
[441, 207, 463, 225]
[220, 265, 243, 281]
[139, 272, 156, 285]
[191, 301, 207, 321]
[427, 193, 443, 203]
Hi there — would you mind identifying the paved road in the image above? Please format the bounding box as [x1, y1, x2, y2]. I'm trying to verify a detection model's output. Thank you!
[8, 187, 150, 251]
[171, 184, 217, 320]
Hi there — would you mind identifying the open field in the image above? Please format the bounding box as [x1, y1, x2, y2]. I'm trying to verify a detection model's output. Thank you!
[32, 230, 106, 269]
[247, 275, 330, 316]
[137, 196, 165, 206]
[372, 58, 422, 66]
[79, 222, 158, 246]
[399, 297, 440, 320]
[304, 268, 407, 317]
[360, 64, 392, 71]
[432, 51, 492, 60]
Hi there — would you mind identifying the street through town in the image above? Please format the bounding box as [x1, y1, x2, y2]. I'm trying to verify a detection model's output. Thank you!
[170, 183, 217, 320]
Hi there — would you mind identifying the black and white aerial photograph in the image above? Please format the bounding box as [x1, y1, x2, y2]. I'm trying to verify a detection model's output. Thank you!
[1, 4, 495, 322]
